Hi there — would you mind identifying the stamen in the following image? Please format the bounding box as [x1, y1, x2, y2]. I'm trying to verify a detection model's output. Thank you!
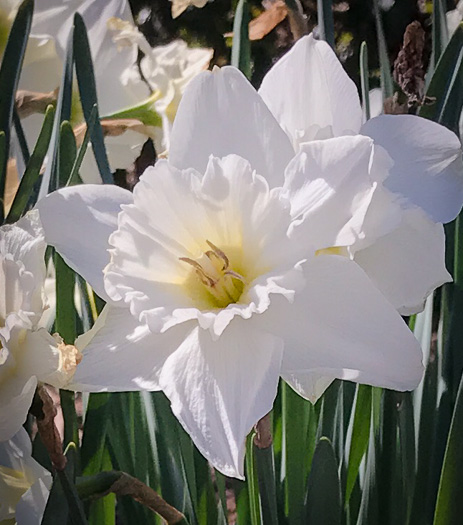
[179, 243, 245, 308]
[179, 257, 216, 286]
[224, 269, 246, 283]
[206, 240, 229, 270]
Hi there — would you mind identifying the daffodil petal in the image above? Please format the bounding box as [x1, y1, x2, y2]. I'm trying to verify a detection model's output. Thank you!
[284, 135, 376, 250]
[258, 34, 363, 147]
[0, 376, 37, 442]
[69, 305, 191, 392]
[36, 185, 133, 302]
[282, 373, 335, 404]
[159, 322, 283, 479]
[265, 255, 423, 399]
[354, 206, 451, 315]
[169, 66, 295, 188]
[361, 114, 463, 223]
[15, 478, 51, 525]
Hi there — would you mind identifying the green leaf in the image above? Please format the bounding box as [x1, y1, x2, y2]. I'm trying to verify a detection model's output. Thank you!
[254, 436, 278, 525]
[282, 382, 316, 525]
[231, 0, 251, 79]
[433, 376, 463, 525]
[419, 24, 463, 132]
[397, 392, 416, 521]
[0, 0, 33, 221]
[317, 0, 335, 49]
[360, 42, 371, 121]
[409, 356, 438, 525]
[245, 432, 262, 525]
[305, 437, 341, 525]
[47, 25, 74, 194]
[372, 0, 393, 98]
[5, 105, 55, 223]
[431, 0, 449, 71]
[345, 385, 372, 503]
[356, 419, 379, 525]
[59, 120, 77, 187]
[13, 107, 30, 166]
[73, 13, 112, 184]
[81, 393, 112, 476]
[67, 104, 97, 186]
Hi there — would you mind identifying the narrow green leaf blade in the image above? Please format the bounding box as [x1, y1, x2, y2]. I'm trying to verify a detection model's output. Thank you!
[305, 437, 341, 525]
[360, 42, 371, 121]
[433, 376, 463, 525]
[231, 0, 251, 79]
[419, 24, 463, 131]
[73, 13, 112, 183]
[372, 0, 393, 98]
[0, 0, 34, 221]
[317, 0, 335, 49]
[345, 385, 372, 503]
[432, 0, 449, 71]
[6, 105, 55, 223]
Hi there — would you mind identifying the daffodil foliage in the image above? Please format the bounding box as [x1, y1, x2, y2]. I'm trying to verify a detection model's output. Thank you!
[1, 1, 463, 524]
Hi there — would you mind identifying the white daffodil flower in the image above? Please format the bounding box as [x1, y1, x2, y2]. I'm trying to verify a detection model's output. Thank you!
[170, 0, 208, 19]
[10, 0, 150, 184]
[253, 34, 463, 313]
[0, 427, 52, 525]
[37, 87, 424, 479]
[106, 18, 213, 152]
[0, 211, 81, 442]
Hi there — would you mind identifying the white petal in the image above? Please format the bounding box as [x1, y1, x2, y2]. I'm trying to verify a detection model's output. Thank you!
[284, 136, 375, 250]
[262, 255, 423, 396]
[354, 206, 451, 315]
[159, 322, 283, 478]
[36, 185, 133, 302]
[15, 478, 51, 525]
[104, 155, 303, 337]
[0, 376, 37, 442]
[258, 34, 362, 147]
[169, 66, 295, 188]
[361, 114, 463, 223]
[368, 88, 384, 119]
[69, 305, 191, 392]
[283, 373, 335, 403]
[0, 211, 46, 322]
[0, 428, 52, 524]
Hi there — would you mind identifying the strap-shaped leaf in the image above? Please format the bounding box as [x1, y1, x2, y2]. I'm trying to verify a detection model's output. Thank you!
[419, 24, 463, 132]
[0, 0, 33, 221]
[231, 0, 251, 79]
[73, 13, 112, 184]
[305, 437, 341, 525]
[434, 376, 463, 525]
[6, 105, 55, 223]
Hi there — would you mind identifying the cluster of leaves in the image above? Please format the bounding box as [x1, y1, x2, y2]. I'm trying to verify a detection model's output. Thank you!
[2, 0, 463, 524]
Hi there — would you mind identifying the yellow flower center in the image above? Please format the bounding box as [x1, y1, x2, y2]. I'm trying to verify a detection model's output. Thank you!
[180, 241, 246, 309]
